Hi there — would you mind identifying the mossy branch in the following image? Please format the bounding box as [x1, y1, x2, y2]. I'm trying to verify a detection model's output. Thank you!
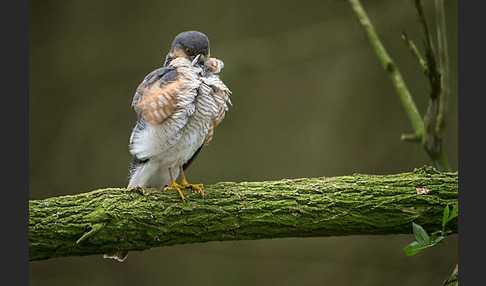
[29, 168, 458, 261]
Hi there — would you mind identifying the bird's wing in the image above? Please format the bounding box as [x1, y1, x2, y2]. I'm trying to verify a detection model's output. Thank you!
[129, 66, 179, 141]
[131, 67, 181, 125]
[132, 67, 178, 107]
[129, 67, 179, 174]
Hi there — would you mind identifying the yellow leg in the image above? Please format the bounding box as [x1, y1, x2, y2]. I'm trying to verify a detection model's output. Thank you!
[163, 167, 186, 202]
[178, 165, 206, 199]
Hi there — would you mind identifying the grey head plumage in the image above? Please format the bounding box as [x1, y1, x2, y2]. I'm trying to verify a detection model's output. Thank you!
[164, 31, 210, 66]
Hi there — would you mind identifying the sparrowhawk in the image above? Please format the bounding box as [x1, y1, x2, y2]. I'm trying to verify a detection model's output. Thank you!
[104, 30, 232, 262]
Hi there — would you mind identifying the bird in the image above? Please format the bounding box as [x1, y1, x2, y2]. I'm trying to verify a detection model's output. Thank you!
[103, 30, 231, 262]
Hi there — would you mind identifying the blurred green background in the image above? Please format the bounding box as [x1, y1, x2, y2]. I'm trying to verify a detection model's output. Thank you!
[29, 0, 458, 285]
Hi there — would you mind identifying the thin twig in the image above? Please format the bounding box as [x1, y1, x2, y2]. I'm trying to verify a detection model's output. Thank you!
[401, 31, 429, 76]
[415, 0, 440, 91]
[435, 0, 450, 136]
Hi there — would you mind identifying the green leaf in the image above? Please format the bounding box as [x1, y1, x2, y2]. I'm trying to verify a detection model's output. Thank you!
[403, 241, 431, 256]
[452, 204, 458, 215]
[430, 230, 443, 237]
[449, 204, 458, 220]
[442, 205, 450, 227]
[404, 241, 422, 256]
[443, 204, 458, 227]
[403, 235, 443, 256]
[432, 236, 445, 245]
[412, 222, 430, 245]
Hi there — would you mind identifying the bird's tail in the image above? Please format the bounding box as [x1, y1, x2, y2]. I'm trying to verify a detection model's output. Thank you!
[103, 251, 129, 262]
[104, 162, 174, 262]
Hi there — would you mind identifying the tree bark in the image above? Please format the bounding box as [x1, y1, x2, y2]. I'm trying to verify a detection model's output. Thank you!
[29, 167, 458, 261]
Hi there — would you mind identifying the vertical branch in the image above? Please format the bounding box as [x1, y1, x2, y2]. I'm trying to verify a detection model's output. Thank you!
[346, 0, 424, 140]
[414, 0, 450, 172]
[435, 0, 450, 136]
[347, 0, 452, 171]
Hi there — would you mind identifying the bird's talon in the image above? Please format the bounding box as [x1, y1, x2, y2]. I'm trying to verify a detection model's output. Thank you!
[163, 183, 187, 202]
[179, 182, 206, 199]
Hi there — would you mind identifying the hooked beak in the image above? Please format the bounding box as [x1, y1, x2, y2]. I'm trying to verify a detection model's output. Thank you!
[192, 54, 206, 66]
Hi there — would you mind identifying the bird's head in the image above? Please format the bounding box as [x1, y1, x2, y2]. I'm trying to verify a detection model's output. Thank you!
[165, 31, 210, 67]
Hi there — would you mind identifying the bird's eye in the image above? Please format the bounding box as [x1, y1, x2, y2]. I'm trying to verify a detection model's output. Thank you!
[185, 48, 193, 55]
